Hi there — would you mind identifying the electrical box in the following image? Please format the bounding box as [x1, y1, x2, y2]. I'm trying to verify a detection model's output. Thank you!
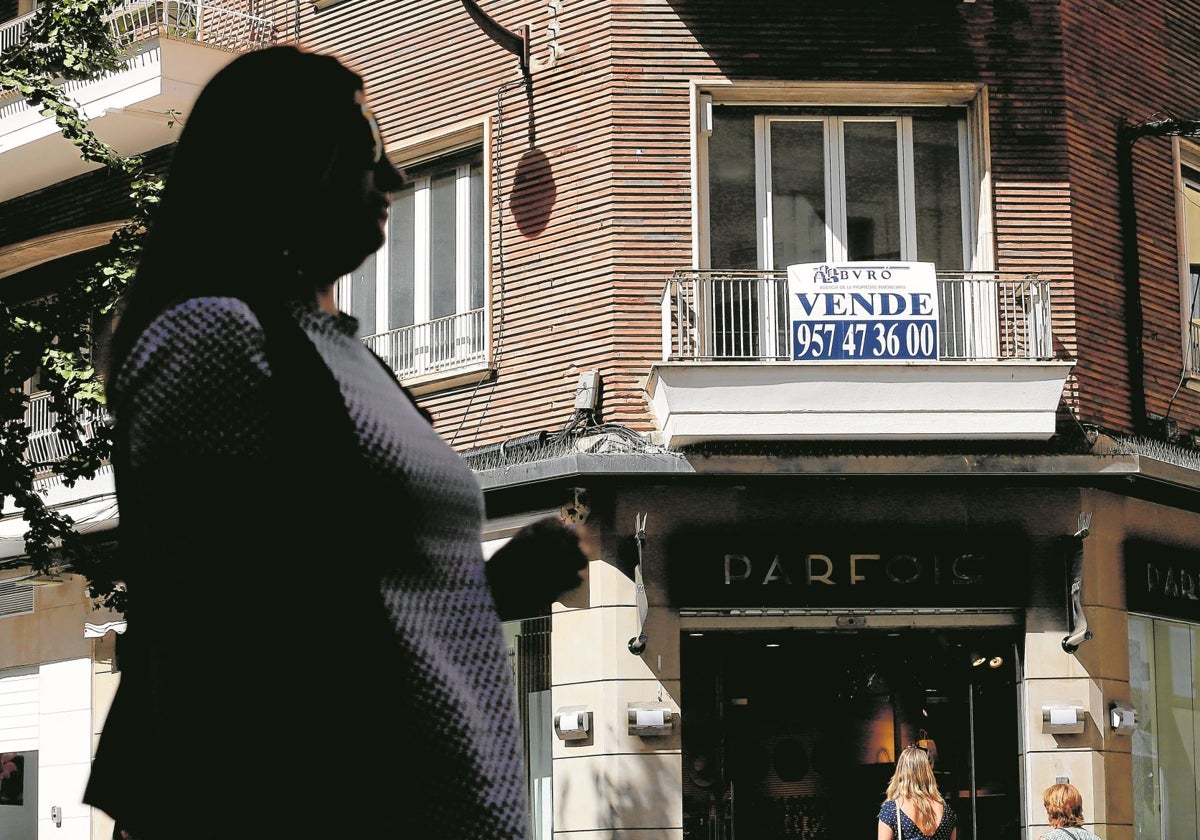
[575, 370, 599, 411]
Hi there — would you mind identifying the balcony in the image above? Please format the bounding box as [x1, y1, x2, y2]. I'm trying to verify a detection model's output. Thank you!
[362, 308, 489, 390]
[0, 0, 277, 202]
[646, 270, 1075, 448]
[23, 391, 109, 473]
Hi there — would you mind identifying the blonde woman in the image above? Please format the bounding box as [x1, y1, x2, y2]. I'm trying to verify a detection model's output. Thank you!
[1038, 783, 1103, 840]
[878, 746, 958, 840]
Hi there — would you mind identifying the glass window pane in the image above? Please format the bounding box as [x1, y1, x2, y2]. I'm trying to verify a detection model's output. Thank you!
[387, 186, 415, 330]
[770, 120, 827, 267]
[1154, 620, 1198, 839]
[1183, 169, 1200, 319]
[430, 167, 458, 320]
[470, 160, 485, 311]
[709, 110, 758, 269]
[843, 121, 901, 261]
[347, 251, 377, 338]
[913, 116, 964, 271]
[1129, 615, 1162, 840]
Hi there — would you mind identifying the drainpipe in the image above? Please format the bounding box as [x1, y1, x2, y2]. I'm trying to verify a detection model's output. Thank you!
[1117, 115, 1200, 437]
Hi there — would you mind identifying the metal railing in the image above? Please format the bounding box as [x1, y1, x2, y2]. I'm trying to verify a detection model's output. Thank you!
[0, 9, 37, 56]
[363, 308, 487, 380]
[662, 269, 1059, 362]
[108, 0, 275, 51]
[22, 392, 108, 468]
[0, 0, 274, 60]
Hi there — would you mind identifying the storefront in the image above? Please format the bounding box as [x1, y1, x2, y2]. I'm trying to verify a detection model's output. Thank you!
[663, 486, 1040, 840]
[1125, 539, 1200, 840]
[493, 457, 1200, 840]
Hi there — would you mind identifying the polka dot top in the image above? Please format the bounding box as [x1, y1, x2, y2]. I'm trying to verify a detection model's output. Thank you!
[878, 799, 958, 840]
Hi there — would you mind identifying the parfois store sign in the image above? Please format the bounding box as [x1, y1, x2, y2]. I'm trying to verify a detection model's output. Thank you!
[1126, 539, 1200, 622]
[786, 261, 939, 361]
[667, 526, 1026, 609]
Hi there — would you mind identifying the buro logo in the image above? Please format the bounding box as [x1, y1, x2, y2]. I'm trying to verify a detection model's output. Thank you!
[813, 264, 840, 284]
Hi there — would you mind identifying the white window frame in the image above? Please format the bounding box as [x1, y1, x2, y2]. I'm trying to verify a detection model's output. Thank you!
[336, 125, 492, 391]
[1176, 140, 1200, 378]
[692, 81, 992, 273]
[690, 82, 994, 360]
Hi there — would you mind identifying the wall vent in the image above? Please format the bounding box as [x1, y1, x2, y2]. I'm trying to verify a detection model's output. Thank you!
[0, 579, 35, 619]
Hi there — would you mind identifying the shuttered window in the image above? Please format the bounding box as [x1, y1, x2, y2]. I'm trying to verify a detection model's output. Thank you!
[0, 579, 34, 619]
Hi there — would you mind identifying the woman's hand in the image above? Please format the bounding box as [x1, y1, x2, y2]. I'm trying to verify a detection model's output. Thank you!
[486, 516, 591, 620]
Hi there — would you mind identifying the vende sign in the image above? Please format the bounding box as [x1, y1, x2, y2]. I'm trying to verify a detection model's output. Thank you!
[786, 261, 939, 361]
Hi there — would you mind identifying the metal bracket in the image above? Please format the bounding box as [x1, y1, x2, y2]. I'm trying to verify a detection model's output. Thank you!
[628, 512, 649, 654]
[1062, 511, 1094, 653]
[460, 0, 531, 78]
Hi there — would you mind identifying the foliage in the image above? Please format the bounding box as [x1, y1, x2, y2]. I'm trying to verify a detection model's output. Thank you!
[1, 0, 163, 610]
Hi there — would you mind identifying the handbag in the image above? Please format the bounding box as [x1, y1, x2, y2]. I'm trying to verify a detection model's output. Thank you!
[895, 798, 903, 840]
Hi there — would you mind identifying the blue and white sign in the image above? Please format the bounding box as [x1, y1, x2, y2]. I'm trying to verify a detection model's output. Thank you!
[786, 262, 939, 361]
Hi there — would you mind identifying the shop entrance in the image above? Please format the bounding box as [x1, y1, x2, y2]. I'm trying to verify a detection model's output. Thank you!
[681, 628, 1021, 840]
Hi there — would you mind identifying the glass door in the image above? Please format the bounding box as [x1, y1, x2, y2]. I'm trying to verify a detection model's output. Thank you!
[681, 628, 1022, 840]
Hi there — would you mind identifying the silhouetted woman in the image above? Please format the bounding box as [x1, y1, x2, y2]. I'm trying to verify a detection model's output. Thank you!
[84, 45, 585, 840]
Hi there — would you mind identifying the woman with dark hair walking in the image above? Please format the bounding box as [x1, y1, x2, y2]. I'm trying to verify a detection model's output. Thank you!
[877, 746, 958, 840]
[84, 45, 587, 840]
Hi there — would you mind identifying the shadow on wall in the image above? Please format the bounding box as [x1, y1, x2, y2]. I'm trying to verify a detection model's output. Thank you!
[661, 0, 977, 82]
[510, 148, 556, 238]
[556, 747, 681, 832]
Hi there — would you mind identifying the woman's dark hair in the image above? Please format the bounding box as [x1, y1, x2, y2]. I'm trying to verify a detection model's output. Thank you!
[106, 46, 367, 384]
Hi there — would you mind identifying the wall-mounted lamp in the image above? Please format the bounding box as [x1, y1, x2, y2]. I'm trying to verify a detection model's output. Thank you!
[1042, 705, 1086, 735]
[627, 701, 675, 737]
[553, 707, 592, 741]
[1110, 703, 1138, 734]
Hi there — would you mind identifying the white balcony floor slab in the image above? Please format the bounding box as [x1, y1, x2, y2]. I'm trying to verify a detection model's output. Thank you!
[645, 360, 1076, 448]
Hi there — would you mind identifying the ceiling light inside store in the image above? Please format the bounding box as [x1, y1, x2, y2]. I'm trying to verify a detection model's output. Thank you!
[988, 656, 1004, 668]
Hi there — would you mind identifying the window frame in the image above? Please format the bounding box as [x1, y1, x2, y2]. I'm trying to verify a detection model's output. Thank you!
[692, 81, 992, 273]
[336, 123, 493, 392]
[1176, 140, 1200, 378]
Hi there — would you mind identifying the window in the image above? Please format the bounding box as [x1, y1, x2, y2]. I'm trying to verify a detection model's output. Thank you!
[1129, 614, 1200, 839]
[339, 147, 487, 381]
[697, 88, 994, 361]
[1180, 158, 1200, 375]
[707, 108, 970, 270]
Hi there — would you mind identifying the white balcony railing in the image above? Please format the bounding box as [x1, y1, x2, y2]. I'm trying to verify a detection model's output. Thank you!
[0, 0, 275, 60]
[0, 9, 37, 56]
[662, 270, 1059, 363]
[108, 0, 275, 52]
[23, 392, 108, 469]
[363, 308, 487, 380]
[18, 310, 486, 468]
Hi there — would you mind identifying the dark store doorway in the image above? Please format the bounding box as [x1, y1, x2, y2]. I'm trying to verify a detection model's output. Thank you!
[681, 628, 1021, 840]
